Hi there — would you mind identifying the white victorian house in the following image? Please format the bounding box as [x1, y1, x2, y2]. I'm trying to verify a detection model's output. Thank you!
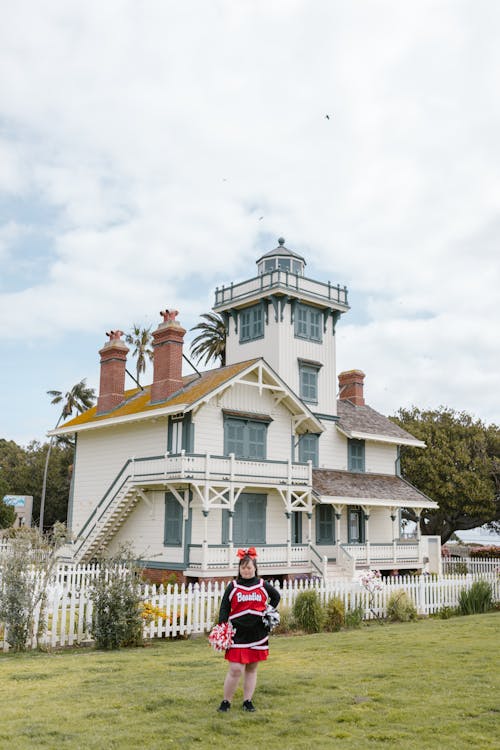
[53, 239, 440, 581]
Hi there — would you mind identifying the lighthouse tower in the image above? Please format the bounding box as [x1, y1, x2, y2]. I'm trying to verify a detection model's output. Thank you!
[213, 238, 349, 417]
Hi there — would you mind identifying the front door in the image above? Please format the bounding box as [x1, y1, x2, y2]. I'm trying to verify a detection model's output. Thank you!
[348, 507, 364, 543]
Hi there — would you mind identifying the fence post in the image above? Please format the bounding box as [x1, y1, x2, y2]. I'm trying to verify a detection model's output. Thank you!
[416, 575, 427, 616]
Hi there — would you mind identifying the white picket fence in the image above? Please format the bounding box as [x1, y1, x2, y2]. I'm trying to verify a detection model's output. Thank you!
[1, 569, 498, 652]
[441, 557, 500, 575]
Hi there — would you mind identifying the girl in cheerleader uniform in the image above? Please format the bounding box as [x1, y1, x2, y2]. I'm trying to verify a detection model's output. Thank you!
[217, 548, 280, 713]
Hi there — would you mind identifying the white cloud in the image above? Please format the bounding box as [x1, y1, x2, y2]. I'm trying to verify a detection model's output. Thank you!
[1, 0, 499, 437]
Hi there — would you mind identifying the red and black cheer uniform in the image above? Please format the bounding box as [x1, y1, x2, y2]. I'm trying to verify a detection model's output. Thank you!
[218, 576, 280, 664]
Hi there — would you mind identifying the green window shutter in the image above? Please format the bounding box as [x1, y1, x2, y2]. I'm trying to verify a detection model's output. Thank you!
[240, 304, 264, 342]
[298, 434, 319, 467]
[224, 418, 268, 459]
[233, 494, 267, 545]
[295, 303, 322, 342]
[182, 413, 194, 452]
[348, 439, 365, 472]
[316, 505, 335, 544]
[164, 494, 183, 546]
[300, 365, 318, 402]
[292, 511, 302, 544]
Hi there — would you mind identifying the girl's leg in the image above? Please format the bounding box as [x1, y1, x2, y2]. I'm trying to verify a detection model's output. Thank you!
[243, 662, 258, 701]
[223, 662, 245, 702]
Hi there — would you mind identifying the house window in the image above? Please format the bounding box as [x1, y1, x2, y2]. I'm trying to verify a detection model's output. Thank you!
[264, 259, 276, 273]
[278, 257, 291, 272]
[291, 511, 302, 544]
[295, 303, 322, 342]
[299, 363, 319, 403]
[164, 494, 183, 546]
[240, 304, 264, 342]
[224, 417, 268, 459]
[232, 493, 267, 545]
[298, 433, 319, 467]
[316, 505, 335, 545]
[348, 439, 365, 472]
[348, 507, 365, 543]
[167, 413, 193, 454]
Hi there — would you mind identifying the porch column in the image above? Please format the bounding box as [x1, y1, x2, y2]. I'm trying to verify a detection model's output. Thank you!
[202, 510, 209, 570]
[285, 512, 291, 566]
[391, 509, 398, 566]
[363, 509, 371, 566]
[415, 509, 423, 564]
[334, 508, 342, 555]
[227, 510, 234, 566]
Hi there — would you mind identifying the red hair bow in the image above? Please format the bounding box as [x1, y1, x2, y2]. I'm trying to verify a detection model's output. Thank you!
[237, 547, 257, 559]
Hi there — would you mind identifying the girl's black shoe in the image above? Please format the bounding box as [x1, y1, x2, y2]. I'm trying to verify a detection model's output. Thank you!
[217, 700, 231, 712]
[242, 700, 256, 712]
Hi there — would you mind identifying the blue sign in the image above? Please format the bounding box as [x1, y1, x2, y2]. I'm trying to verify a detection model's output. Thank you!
[3, 495, 26, 507]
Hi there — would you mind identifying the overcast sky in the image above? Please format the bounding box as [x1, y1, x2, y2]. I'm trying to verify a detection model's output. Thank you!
[1, 0, 499, 447]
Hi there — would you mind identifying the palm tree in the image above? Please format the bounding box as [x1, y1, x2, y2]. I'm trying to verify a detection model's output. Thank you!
[39, 380, 96, 532]
[125, 325, 154, 386]
[190, 312, 227, 367]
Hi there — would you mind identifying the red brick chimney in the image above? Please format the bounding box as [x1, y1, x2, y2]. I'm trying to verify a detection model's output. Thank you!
[338, 369, 365, 406]
[151, 310, 186, 403]
[96, 330, 129, 415]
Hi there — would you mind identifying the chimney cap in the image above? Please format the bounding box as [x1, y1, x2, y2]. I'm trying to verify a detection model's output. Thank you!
[106, 329, 125, 341]
[160, 309, 178, 321]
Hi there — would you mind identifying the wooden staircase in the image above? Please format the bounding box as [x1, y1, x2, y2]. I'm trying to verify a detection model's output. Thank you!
[73, 480, 141, 563]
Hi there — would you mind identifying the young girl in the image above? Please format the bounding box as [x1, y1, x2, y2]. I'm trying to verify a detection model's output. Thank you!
[217, 548, 280, 712]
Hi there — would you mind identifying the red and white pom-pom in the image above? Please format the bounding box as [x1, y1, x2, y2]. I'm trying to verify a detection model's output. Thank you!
[208, 621, 235, 652]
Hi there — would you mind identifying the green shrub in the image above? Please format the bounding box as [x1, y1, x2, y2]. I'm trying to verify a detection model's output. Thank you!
[437, 606, 457, 619]
[458, 581, 493, 615]
[323, 596, 345, 632]
[386, 590, 417, 622]
[0, 525, 66, 651]
[292, 590, 323, 633]
[449, 561, 468, 575]
[345, 604, 365, 628]
[272, 605, 295, 635]
[90, 547, 144, 649]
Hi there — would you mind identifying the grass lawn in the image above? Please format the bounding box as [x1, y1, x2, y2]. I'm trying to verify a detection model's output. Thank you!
[1, 613, 499, 750]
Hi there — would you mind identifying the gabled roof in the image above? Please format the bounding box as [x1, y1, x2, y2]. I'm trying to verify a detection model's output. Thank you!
[52, 358, 324, 436]
[313, 469, 437, 509]
[336, 400, 426, 448]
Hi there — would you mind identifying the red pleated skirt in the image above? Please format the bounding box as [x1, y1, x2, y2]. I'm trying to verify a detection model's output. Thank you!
[225, 647, 269, 664]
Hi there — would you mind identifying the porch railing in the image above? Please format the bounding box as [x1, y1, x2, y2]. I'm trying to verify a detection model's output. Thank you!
[341, 542, 420, 567]
[187, 544, 310, 570]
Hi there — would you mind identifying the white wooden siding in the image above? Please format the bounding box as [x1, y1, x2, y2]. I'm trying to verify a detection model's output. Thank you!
[225, 309, 338, 416]
[108, 490, 185, 564]
[71, 420, 168, 535]
[193, 380, 294, 461]
[365, 442, 398, 474]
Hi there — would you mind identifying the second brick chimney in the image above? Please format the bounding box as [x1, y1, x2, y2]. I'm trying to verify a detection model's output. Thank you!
[151, 310, 186, 403]
[96, 330, 129, 415]
[338, 369, 365, 406]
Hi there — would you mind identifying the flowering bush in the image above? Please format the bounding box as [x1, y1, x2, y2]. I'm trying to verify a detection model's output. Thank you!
[141, 602, 168, 625]
[469, 546, 500, 559]
[359, 569, 384, 594]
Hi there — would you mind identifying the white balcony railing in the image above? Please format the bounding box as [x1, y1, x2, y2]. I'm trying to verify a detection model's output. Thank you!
[132, 452, 311, 486]
[213, 270, 349, 309]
